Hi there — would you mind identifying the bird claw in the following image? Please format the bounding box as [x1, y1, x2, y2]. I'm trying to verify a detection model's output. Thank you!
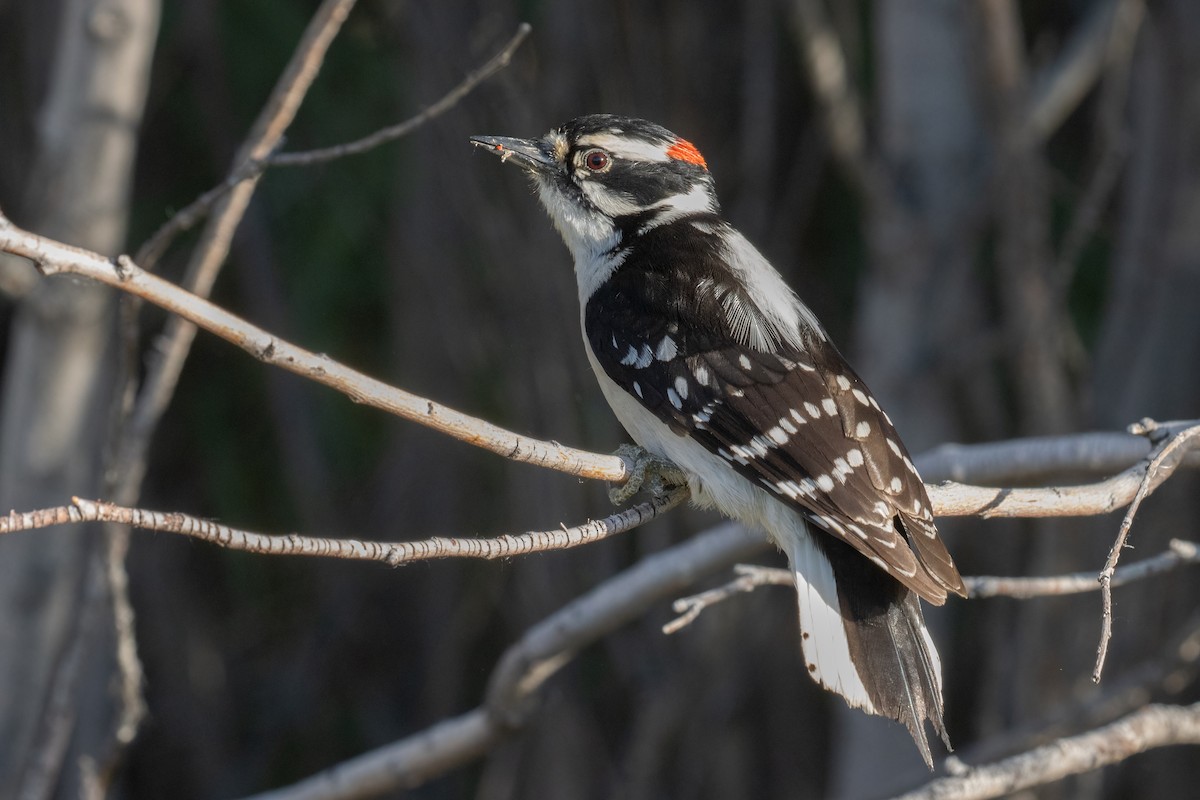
[608, 444, 688, 505]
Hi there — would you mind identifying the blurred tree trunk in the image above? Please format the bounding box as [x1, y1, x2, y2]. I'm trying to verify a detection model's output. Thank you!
[0, 0, 159, 796]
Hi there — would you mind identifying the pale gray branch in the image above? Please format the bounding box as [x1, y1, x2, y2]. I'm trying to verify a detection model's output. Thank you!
[0, 491, 687, 566]
[0, 215, 629, 484]
[967, 539, 1198, 599]
[891, 702, 1200, 800]
[914, 428, 1199, 485]
[927, 420, 1200, 518]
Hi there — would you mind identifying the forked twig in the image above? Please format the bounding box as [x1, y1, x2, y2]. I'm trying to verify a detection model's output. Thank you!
[270, 24, 531, 167]
[1093, 420, 1200, 682]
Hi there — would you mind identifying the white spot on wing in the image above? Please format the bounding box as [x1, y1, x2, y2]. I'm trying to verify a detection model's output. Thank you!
[656, 336, 678, 361]
[855, 420, 871, 437]
[816, 474, 835, 492]
[833, 457, 852, 482]
[822, 398, 838, 416]
[804, 402, 822, 419]
[667, 387, 683, 410]
[620, 345, 639, 366]
[674, 375, 689, 400]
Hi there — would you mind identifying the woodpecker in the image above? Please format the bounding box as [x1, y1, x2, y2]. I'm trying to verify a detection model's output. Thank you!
[471, 115, 965, 766]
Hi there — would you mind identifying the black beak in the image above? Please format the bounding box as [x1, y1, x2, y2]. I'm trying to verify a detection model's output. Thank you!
[469, 135, 557, 174]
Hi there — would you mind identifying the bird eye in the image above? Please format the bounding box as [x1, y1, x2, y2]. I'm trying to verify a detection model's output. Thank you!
[583, 149, 610, 172]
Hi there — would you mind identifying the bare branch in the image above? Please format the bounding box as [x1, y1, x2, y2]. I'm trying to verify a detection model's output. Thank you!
[0, 491, 686, 565]
[927, 420, 1200, 518]
[662, 539, 1200, 633]
[238, 523, 766, 800]
[663, 564, 789, 634]
[269, 24, 531, 167]
[1023, 0, 1146, 144]
[0, 217, 628, 483]
[914, 427, 1200, 485]
[242, 709, 498, 800]
[891, 702, 1200, 800]
[1094, 422, 1200, 681]
[954, 611, 1200, 767]
[967, 539, 1198, 599]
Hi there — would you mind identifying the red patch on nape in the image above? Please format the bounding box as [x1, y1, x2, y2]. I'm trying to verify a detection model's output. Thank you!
[666, 137, 707, 169]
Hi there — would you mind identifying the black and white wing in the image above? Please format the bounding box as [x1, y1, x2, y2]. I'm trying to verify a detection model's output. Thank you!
[585, 236, 964, 605]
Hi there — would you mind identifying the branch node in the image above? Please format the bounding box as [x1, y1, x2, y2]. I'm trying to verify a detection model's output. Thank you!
[942, 755, 970, 777]
[113, 254, 135, 281]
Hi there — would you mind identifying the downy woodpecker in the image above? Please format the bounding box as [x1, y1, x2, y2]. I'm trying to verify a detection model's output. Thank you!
[471, 115, 965, 766]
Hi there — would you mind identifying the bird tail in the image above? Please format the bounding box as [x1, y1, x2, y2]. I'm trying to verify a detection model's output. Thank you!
[780, 520, 950, 768]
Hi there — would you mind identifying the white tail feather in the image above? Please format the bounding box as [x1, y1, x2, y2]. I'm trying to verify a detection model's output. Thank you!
[778, 516, 876, 714]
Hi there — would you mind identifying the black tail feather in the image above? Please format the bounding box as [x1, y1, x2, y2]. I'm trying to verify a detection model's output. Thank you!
[819, 535, 951, 768]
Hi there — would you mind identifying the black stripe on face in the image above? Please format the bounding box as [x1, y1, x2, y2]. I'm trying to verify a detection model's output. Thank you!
[587, 160, 703, 208]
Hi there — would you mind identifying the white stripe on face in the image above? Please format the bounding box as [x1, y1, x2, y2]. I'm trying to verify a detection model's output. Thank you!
[575, 133, 669, 163]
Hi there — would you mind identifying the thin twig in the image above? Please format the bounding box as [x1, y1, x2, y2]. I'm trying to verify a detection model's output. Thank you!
[663, 564, 790, 634]
[0, 491, 687, 565]
[1094, 421, 1200, 681]
[967, 539, 1198, 599]
[269, 23, 531, 167]
[662, 540, 1200, 633]
[134, 22, 531, 269]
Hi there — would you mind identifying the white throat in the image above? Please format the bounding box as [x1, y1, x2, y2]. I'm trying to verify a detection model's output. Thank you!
[534, 180, 625, 303]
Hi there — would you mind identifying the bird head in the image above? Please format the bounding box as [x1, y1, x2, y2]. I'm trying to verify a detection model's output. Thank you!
[471, 115, 719, 265]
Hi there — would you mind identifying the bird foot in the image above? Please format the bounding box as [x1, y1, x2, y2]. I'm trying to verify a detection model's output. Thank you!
[608, 444, 688, 505]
